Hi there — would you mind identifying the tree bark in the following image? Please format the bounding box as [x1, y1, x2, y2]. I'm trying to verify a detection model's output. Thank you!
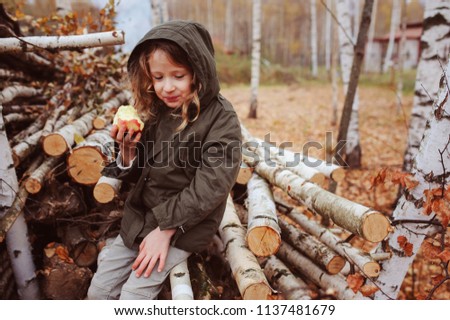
[248, 0, 261, 119]
[310, 0, 318, 78]
[224, 0, 234, 54]
[92, 91, 129, 129]
[364, 0, 378, 72]
[263, 255, 311, 300]
[236, 161, 254, 185]
[277, 241, 366, 299]
[93, 176, 122, 204]
[60, 225, 98, 268]
[218, 195, 272, 300]
[25, 156, 62, 194]
[395, 0, 407, 113]
[278, 217, 345, 275]
[382, 0, 401, 73]
[403, 1, 450, 171]
[374, 56, 450, 300]
[0, 85, 42, 105]
[170, 260, 194, 300]
[246, 173, 281, 257]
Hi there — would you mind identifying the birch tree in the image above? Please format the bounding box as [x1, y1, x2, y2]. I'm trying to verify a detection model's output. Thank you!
[151, 0, 162, 26]
[207, 0, 214, 37]
[224, 0, 234, 54]
[395, 0, 407, 113]
[310, 0, 318, 78]
[374, 56, 450, 300]
[336, 0, 362, 167]
[325, 0, 332, 73]
[382, 0, 401, 73]
[364, 0, 378, 72]
[248, 0, 262, 119]
[403, 1, 450, 171]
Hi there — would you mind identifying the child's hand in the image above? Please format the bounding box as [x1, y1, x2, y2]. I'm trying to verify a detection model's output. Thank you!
[110, 124, 142, 167]
[132, 227, 176, 278]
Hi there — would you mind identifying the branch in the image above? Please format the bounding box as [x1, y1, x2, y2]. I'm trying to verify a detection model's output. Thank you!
[0, 30, 125, 53]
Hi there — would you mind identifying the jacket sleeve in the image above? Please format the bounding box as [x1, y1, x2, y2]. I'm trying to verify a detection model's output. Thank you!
[151, 110, 242, 232]
[101, 143, 145, 184]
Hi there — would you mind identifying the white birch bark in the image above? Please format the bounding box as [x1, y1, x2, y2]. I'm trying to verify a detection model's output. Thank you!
[151, 0, 162, 26]
[0, 69, 30, 81]
[93, 176, 122, 204]
[374, 56, 450, 300]
[285, 208, 380, 277]
[364, 0, 378, 72]
[224, 0, 234, 53]
[161, 0, 169, 22]
[55, 0, 71, 16]
[336, 0, 361, 167]
[382, 0, 401, 73]
[248, 0, 261, 119]
[352, 0, 360, 42]
[3, 113, 34, 125]
[170, 260, 194, 300]
[325, 0, 332, 73]
[403, 1, 450, 171]
[0, 85, 42, 105]
[246, 173, 281, 257]
[93, 91, 129, 129]
[396, 0, 407, 112]
[263, 255, 311, 300]
[236, 161, 253, 185]
[0, 31, 125, 53]
[277, 242, 366, 300]
[207, 0, 214, 37]
[25, 156, 62, 194]
[310, 0, 318, 78]
[218, 196, 272, 300]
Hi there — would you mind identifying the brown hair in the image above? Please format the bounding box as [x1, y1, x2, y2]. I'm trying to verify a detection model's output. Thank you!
[128, 39, 200, 132]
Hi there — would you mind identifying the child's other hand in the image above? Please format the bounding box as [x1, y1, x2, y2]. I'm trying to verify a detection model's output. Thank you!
[132, 227, 176, 278]
[110, 124, 141, 166]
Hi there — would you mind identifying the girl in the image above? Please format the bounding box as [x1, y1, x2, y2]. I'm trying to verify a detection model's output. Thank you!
[87, 21, 242, 300]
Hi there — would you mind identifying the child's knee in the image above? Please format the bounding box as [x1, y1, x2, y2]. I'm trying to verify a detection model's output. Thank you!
[86, 282, 114, 300]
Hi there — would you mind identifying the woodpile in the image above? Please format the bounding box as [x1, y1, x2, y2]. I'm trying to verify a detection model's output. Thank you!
[1, 4, 397, 301]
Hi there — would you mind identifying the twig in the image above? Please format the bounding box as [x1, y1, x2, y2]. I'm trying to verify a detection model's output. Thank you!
[320, 0, 355, 47]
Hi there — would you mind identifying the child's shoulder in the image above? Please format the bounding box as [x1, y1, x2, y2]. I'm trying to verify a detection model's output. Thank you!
[215, 94, 235, 113]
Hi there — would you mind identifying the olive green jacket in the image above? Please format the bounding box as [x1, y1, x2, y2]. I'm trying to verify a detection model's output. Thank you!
[104, 21, 242, 253]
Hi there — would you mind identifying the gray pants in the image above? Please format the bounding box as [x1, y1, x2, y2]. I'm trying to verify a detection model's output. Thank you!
[87, 235, 191, 300]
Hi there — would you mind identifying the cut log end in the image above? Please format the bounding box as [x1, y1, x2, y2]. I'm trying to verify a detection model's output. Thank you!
[247, 226, 281, 257]
[236, 166, 253, 185]
[330, 167, 346, 182]
[67, 147, 106, 185]
[243, 283, 272, 300]
[93, 116, 107, 130]
[25, 177, 42, 194]
[362, 261, 381, 278]
[71, 241, 99, 267]
[93, 182, 116, 203]
[42, 133, 68, 156]
[310, 172, 326, 186]
[326, 256, 346, 275]
[361, 212, 391, 243]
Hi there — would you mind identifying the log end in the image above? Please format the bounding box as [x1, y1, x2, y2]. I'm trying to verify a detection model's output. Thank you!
[326, 256, 346, 275]
[93, 182, 116, 204]
[93, 116, 107, 130]
[42, 133, 68, 156]
[71, 241, 99, 267]
[362, 261, 381, 278]
[310, 172, 326, 186]
[361, 212, 391, 243]
[236, 166, 253, 185]
[67, 147, 106, 185]
[247, 226, 281, 257]
[25, 177, 42, 194]
[330, 167, 346, 182]
[243, 283, 272, 300]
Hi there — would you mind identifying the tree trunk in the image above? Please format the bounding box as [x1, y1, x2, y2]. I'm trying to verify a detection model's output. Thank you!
[246, 159, 391, 242]
[224, 0, 234, 54]
[0, 107, 18, 210]
[325, 0, 332, 74]
[263, 255, 311, 300]
[395, 0, 407, 113]
[218, 196, 272, 300]
[67, 127, 115, 186]
[278, 217, 345, 275]
[365, 0, 378, 72]
[170, 260, 194, 300]
[248, 0, 261, 119]
[382, 0, 401, 73]
[25, 156, 62, 194]
[93, 176, 122, 204]
[310, 0, 318, 78]
[207, 0, 214, 37]
[374, 56, 450, 300]
[0, 85, 42, 105]
[246, 173, 281, 257]
[277, 242, 366, 299]
[403, 1, 450, 172]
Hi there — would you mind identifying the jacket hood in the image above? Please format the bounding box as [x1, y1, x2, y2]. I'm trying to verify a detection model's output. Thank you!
[127, 20, 220, 107]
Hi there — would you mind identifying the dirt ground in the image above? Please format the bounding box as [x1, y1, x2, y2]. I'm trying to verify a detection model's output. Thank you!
[222, 83, 450, 300]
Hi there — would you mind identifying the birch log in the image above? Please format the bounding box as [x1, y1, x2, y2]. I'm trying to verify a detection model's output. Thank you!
[246, 173, 281, 257]
[0, 30, 125, 53]
[42, 109, 97, 156]
[66, 127, 115, 186]
[25, 156, 62, 194]
[93, 176, 122, 204]
[0, 85, 42, 105]
[374, 56, 450, 300]
[278, 218, 345, 274]
[248, 159, 391, 242]
[60, 225, 98, 268]
[3, 113, 35, 125]
[283, 207, 380, 278]
[92, 91, 129, 129]
[236, 161, 253, 185]
[219, 196, 272, 300]
[263, 255, 311, 300]
[170, 260, 194, 300]
[278, 242, 366, 300]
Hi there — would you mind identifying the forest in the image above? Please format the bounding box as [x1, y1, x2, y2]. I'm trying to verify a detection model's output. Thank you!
[0, 0, 449, 303]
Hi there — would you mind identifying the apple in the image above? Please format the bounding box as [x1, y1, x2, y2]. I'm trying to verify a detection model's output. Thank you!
[112, 105, 145, 132]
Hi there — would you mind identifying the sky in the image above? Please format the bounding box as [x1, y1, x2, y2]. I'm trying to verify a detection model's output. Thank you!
[91, 0, 153, 52]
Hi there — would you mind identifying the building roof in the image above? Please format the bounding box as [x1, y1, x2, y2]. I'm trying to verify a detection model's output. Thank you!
[374, 22, 423, 42]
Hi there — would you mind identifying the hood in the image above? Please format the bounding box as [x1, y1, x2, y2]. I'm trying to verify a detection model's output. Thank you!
[127, 20, 220, 107]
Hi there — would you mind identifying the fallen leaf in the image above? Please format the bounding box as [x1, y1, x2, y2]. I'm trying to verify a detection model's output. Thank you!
[360, 284, 379, 297]
[347, 273, 364, 293]
[437, 250, 450, 263]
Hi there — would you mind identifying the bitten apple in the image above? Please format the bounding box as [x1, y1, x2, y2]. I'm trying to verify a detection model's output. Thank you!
[112, 105, 145, 132]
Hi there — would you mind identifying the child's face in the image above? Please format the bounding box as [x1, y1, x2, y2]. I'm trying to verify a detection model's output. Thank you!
[148, 49, 194, 109]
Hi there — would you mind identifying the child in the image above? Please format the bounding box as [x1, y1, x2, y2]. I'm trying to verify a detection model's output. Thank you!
[87, 21, 242, 300]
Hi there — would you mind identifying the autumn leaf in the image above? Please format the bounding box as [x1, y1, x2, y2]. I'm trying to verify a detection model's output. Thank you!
[437, 250, 450, 263]
[370, 168, 387, 189]
[55, 246, 73, 263]
[359, 284, 379, 297]
[347, 273, 364, 293]
[421, 241, 441, 260]
[431, 274, 445, 286]
[397, 235, 414, 257]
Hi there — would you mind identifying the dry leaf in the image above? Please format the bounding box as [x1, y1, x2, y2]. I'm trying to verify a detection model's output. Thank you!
[347, 273, 364, 293]
[437, 250, 450, 263]
[421, 241, 440, 260]
[360, 284, 380, 297]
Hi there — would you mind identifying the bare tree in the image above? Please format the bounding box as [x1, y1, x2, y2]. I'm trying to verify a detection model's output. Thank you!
[382, 0, 401, 73]
[248, 0, 262, 119]
[224, 0, 234, 54]
[310, 0, 318, 78]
